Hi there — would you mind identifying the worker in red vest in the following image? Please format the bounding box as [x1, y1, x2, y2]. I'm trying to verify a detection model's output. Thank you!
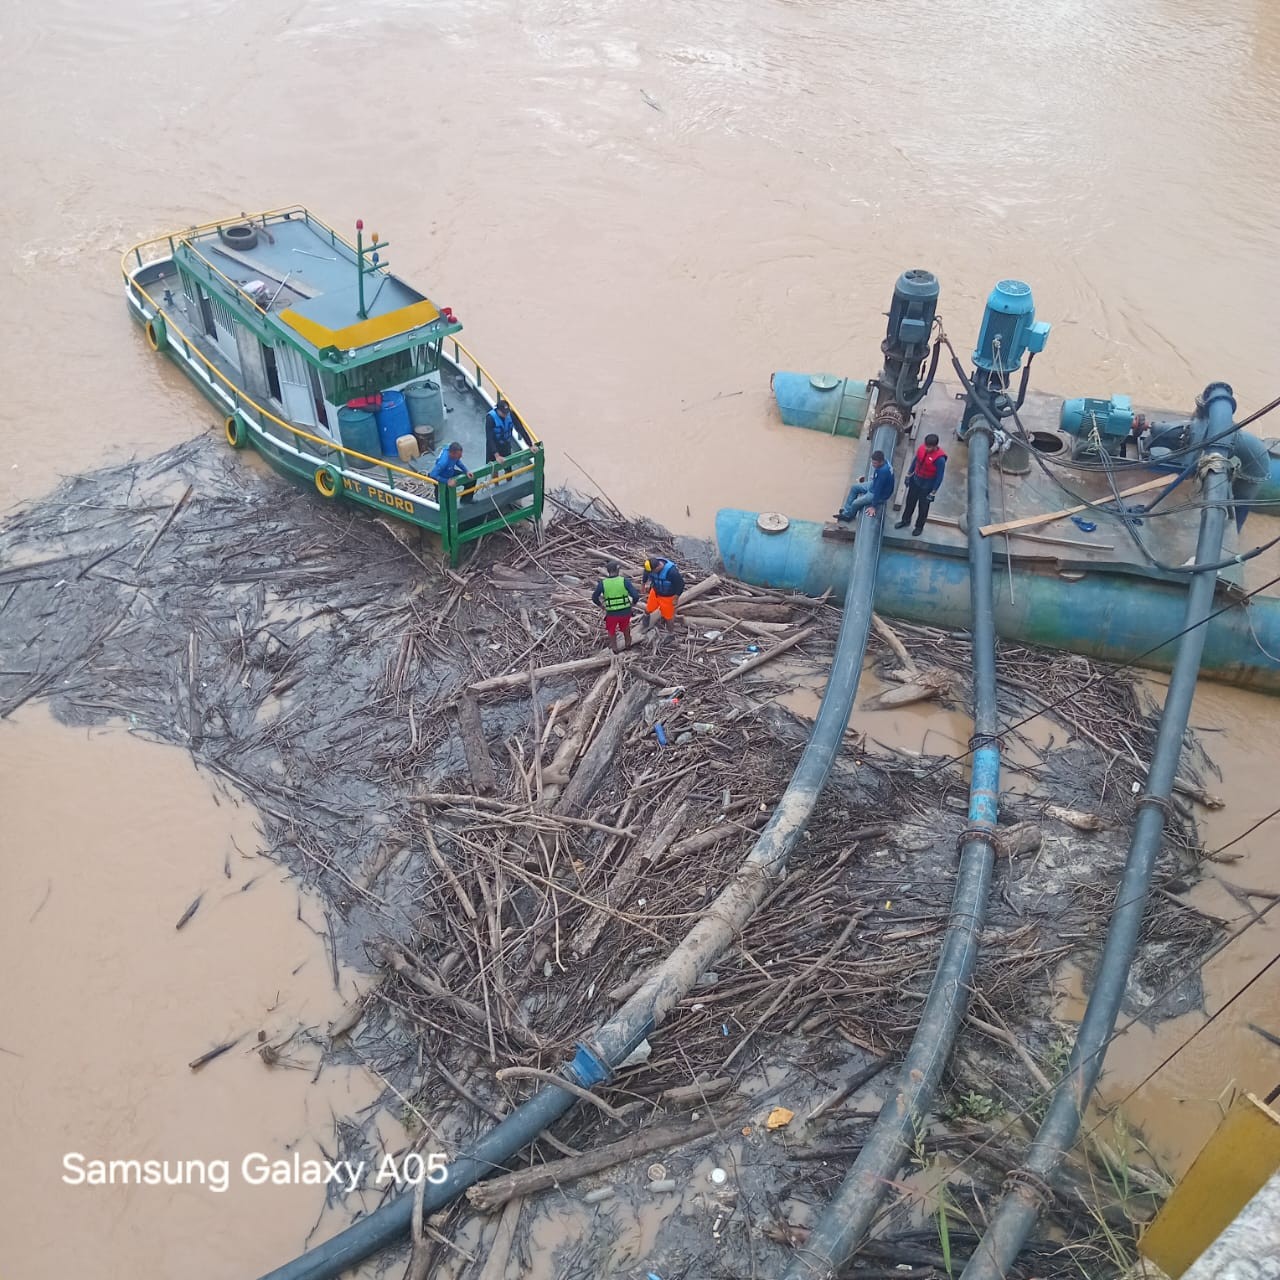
[895, 433, 948, 536]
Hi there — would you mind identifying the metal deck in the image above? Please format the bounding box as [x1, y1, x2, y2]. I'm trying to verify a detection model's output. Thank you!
[873, 383, 1244, 593]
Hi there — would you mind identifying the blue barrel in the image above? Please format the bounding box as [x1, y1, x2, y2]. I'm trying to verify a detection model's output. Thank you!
[337, 407, 380, 459]
[374, 389, 412, 456]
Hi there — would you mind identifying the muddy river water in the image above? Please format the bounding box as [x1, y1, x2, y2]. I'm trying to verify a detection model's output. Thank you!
[2, 0, 1279, 1272]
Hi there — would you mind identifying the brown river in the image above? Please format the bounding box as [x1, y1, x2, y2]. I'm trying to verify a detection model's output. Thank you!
[2, 0, 1279, 1273]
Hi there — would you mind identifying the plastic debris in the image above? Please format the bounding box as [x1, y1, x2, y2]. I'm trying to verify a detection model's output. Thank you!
[741, 1126, 752, 1136]
[647, 1163, 667, 1181]
[710, 1168, 727, 1185]
[1070, 516, 1098, 533]
[702, 630, 722, 640]
[583, 1186, 615, 1204]
[618, 1038, 652, 1069]
[654, 724, 668, 746]
[766, 1106, 795, 1130]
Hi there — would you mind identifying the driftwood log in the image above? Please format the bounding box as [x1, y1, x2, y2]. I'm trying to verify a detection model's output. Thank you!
[465, 1117, 720, 1211]
[555, 681, 650, 817]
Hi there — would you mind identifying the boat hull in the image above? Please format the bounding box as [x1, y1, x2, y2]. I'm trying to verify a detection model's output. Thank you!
[716, 509, 1280, 693]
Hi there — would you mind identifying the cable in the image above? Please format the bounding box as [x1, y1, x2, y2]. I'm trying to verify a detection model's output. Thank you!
[838, 856, 1280, 1252]
[1080, 948, 1280, 1137]
[1208, 802, 1280, 858]
[899, 570, 1280, 790]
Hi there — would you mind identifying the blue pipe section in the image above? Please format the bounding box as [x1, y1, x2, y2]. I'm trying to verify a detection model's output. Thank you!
[259, 431, 904, 1280]
[784, 421, 1004, 1279]
[959, 382, 1239, 1280]
[716, 511, 1280, 693]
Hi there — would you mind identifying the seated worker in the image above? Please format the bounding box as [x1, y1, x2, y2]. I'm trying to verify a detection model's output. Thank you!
[485, 398, 521, 478]
[591, 559, 641, 652]
[835, 450, 895, 522]
[642, 556, 685, 636]
[428, 441, 476, 502]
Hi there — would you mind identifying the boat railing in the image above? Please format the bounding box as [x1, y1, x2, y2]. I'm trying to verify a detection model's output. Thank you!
[442, 335, 542, 447]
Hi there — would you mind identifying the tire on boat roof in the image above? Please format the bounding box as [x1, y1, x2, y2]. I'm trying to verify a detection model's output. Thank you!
[220, 222, 258, 251]
[144, 314, 166, 352]
[314, 465, 341, 499]
[224, 413, 248, 450]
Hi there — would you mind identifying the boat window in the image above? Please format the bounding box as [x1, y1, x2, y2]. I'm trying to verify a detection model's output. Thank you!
[261, 343, 282, 401]
[331, 350, 415, 401]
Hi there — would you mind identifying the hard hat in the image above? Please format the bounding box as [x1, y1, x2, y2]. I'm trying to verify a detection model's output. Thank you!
[644, 559, 652, 572]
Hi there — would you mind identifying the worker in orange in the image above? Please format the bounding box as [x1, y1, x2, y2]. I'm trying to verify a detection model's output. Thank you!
[642, 556, 685, 638]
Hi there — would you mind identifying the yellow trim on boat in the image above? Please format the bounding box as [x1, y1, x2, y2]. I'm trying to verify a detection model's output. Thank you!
[279, 299, 442, 352]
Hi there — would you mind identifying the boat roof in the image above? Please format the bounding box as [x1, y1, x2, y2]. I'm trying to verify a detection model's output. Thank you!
[174, 210, 461, 369]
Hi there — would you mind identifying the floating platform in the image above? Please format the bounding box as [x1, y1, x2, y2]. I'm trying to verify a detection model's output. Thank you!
[718, 382, 1280, 692]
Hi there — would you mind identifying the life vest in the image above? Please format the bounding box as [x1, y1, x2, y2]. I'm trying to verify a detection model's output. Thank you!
[487, 408, 516, 449]
[600, 575, 631, 612]
[649, 560, 679, 595]
[914, 445, 946, 481]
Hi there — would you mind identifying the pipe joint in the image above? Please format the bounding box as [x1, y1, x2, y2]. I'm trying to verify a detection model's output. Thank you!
[1000, 1166, 1055, 1209]
[1200, 381, 1237, 416]
[964, 414, 995, 441]
[956, 826, 999, 857]
[568, 1042, 611, 1088]
[1134, 792, 1179, 819]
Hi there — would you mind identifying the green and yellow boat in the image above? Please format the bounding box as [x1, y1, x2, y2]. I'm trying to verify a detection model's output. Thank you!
[123, 206, 543, 562]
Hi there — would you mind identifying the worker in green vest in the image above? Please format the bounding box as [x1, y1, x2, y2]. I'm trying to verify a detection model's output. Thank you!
[591, 559, 641, 652]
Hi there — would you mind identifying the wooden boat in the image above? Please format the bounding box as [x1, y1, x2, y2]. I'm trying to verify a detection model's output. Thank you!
[123, 207, 543, 563]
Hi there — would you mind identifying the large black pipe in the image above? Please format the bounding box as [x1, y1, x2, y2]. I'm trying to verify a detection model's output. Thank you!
[258, 273, 938, 1280]
[783, 406, 1004, 1278]
[959, 381, 1238, 1280]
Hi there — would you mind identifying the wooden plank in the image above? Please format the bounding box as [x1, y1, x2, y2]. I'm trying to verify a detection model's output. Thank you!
[456, 692, 497, 794]
[927, 515, 1115, 552]
[978, 475, 1170, 537]
[719, 626, 817, 683]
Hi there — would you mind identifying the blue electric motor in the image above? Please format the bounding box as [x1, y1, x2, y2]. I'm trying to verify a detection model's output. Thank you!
[973, 280, 1051, 374]
[1060, 394, 1136, 459]
[960, 280, 1051, 436]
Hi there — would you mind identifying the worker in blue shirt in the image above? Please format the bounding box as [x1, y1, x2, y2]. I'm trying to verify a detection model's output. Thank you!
[429, 441, 476, 502]
[835, 450, 895, 522]
[485, 398, 520, 479]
